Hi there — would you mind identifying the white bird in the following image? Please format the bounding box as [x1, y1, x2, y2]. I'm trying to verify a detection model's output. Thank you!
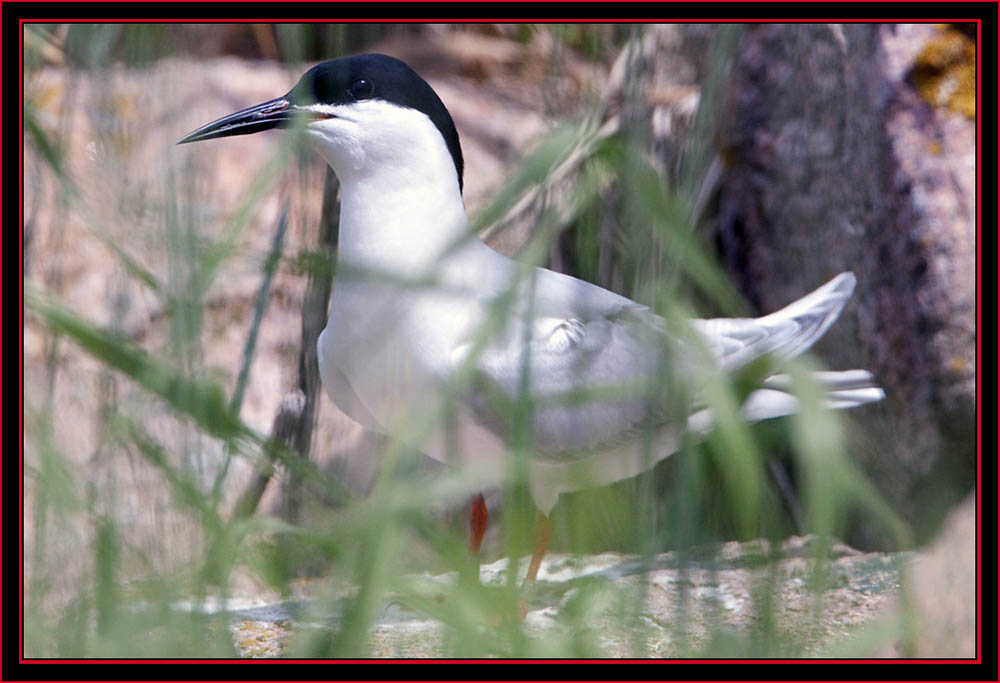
[179, 54, 884, 580]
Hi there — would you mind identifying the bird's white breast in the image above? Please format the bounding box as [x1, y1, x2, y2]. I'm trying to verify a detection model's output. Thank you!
[318, 253, 515, 471]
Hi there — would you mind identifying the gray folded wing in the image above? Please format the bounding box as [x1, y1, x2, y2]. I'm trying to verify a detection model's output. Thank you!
[691, 272, 858, 372]
[458, 271, 877, 459]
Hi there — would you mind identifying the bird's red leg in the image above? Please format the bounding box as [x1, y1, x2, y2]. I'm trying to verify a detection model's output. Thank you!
[468, 493, 489, 556]
[524, 512, 551, 582]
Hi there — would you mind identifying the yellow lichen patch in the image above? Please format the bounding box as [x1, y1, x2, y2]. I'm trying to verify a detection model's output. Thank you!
[912, 26, 977, 119]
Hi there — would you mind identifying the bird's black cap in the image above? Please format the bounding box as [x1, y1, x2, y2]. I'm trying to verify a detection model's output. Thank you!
[289, 54, 464, 189]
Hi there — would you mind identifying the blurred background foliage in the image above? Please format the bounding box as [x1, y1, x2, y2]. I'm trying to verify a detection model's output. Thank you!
[24, 23, 639, 70]
[21, 22, 944, 659]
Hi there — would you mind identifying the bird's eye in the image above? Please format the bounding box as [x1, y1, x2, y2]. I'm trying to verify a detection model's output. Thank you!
[348, 78, 374, 101]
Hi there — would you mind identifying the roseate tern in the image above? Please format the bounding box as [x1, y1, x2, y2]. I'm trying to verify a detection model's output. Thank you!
[179, 53, 883, 583]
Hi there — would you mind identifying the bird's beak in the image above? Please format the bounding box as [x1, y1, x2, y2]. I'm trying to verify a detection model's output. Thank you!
[177, 96, 294, 144]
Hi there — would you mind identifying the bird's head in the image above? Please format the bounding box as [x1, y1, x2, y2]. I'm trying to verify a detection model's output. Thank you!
[178, 53, 464, 193]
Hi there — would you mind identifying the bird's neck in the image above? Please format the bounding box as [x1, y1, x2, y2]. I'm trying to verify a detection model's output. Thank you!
[334, 165, 472, 277]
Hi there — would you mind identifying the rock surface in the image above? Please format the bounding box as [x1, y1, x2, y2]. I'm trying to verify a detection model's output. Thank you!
[224, 493, 975, 659]
[714, 24, 977, 546]
[221, 536, 903, 658]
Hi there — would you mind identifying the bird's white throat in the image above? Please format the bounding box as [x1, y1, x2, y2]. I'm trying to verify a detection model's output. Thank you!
[307, 103, 469, 277]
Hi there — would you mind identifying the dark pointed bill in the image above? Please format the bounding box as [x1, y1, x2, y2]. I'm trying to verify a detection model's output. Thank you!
[177, 96, 294, 145]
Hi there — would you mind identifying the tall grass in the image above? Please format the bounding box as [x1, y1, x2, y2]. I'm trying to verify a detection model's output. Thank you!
[22, 23, 908, 659]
